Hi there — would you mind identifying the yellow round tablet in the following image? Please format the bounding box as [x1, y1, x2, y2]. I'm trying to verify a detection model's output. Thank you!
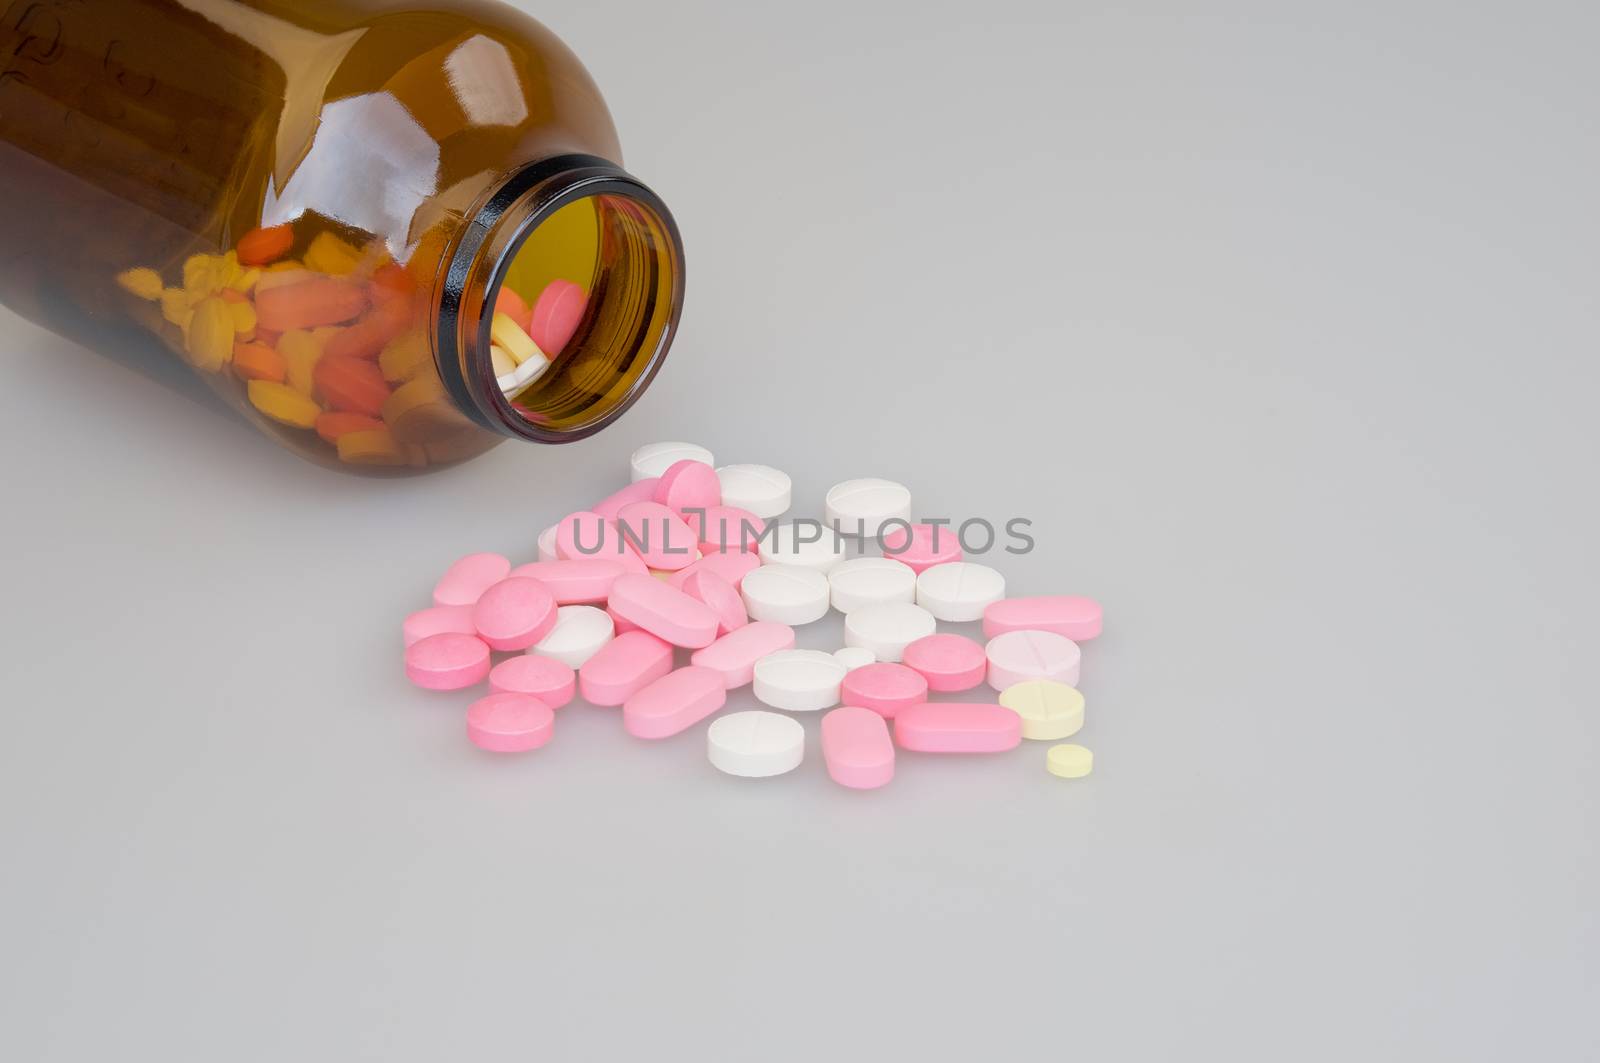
[999, 679, 1085, 740]
[1046, 744, 1093, 779]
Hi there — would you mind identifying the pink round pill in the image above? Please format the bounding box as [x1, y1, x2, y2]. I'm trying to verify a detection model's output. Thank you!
[692, 505, 764, 554]
[529, 278, 587, 354]
[679, 569, 748, 637]
[403, 604, 476, 648]
[432, 552, 511, 607]
[839, 662, 929, 719]
[472, 577, 559, 652]
[984, 629, 1082, 691]
[488, 655, 576, 708]
[901, 633, 987, 692]
[983, 595, 1103, 641]
[405, 632, 492, 691]
[654, 459, 722, 516]
[880, 523, 963, 574]
[466, 692, 555, 752]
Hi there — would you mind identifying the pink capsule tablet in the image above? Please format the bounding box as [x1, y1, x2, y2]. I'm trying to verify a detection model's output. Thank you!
[985, 629, 1082, 691]
[691, 505, 765, 554]
[578, 630, 674, 706]
[608, 573, 719, 648]
[403, 604, 476, 648]
[623, 665, 727, 739]
[432, 552, 512, 607]
[507, 559, 625, 604]
[654, 459, 722, 516]
[680, 570, 748, 637]
[472, 577, 559, 651]
[880, 524, 963, 574]
[689, 621, 796, 688]
[822, 706, 895, 789]
[607, 605, 642, 635]
[593, 477, 659, 520]
[488, 655, 576, 708]
[983, 596, 1103, 641]
[666, 550, 761, 590]
[554, 511, 648, 574]
[529, 278, 587, 354]
[615, 500, 700, 571]
[839, 662, 929, 719]
[466, 692, 555, 752]
[405, 632, 492, 691]
[894, 703, 1022, 753]
[901, 633, 987, 692]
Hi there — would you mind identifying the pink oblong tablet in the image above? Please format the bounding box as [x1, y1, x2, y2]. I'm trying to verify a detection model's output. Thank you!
[472, 577, 559, 651]
[578, 630, 674, 706]
[666, 550, 761, 590]
[615, 500, 700, 571]
[840, 662, 929, 719]
[432, 552, 511, 607]
[608, 573, 719, 648]
[593, 477, 659, 520]
[901, 633, 987, 692]
[983, 596, 1103, 641]
[822, 706, 895, 789]
[880, 524, 963, 574]
[405, 632, 492, 691]
[529, 278, 587, 354]
[689, 621, 796, 688]
[894, 703, 1022, 753]
[654, 459, 722, 516]
[607, 605, 642, 635]
[489, 655, 576, 708]
[466, 692, 555, 752]
[680, 570, 748, 637]
[403, 604, 476, 648]
[508, 559, 625, 604]
[985, 629, 1082, 691]
[623, 665, 727, 739]
[554, 511, 648, 574]
[691, 505, 764, 555]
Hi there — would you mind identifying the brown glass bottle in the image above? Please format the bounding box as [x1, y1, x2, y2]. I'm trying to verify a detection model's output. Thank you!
[0, 0, 684, 473]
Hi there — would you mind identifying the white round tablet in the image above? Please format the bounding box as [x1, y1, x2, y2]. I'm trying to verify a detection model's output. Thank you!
[824, 478, 912, 537]
[707, 711, 806, 777]
[833, 646, 876, 671]
[752, 649, 847, 712]
[716, 464, 792, 520]
[740, 565, 831, 625]
[828, 556, 917, 613]
[537, 523, 559, 563]
[631, 441, 714, 482]
[530, 605, 615, 668]
[844, 602, 937, 663]
[985, 629, 1082, 691]
[757, 522, 847, 573]
[915, 562, 1007, 622]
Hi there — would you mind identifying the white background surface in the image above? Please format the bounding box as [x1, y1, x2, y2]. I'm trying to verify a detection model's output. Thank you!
[2, 1, 1596, 1059]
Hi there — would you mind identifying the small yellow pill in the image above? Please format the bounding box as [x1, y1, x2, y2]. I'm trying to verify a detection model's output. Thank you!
[490, 344, 516, 378]
[337, 427, 407, 466]
[279, 327, 335, 396]
[378, 330, 427, 384]
[383, 375, 471, 442]
[490, 311, 544, 366]
[116, 267, 163, 301]
[229, 299, 258, 335]
[186, 296, 235, 372]
[161, 287, 195, 329]
[1046, 744, 1094, 779]
[304, 231, 365, 276]
[999, 679, 1085, 741]
[182, 253, 219, 294]
[230, 267, 262, 294]
[247, 380, 321, 428]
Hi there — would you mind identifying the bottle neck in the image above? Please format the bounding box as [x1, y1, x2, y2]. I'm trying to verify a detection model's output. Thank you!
[436, 155, 685, 443]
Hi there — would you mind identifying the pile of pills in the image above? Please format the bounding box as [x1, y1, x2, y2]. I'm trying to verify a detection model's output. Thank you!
[400, 441, 1103, 788]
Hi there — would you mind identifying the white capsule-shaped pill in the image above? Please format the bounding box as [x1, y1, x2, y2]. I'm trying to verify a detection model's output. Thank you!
[740, 565, 831, 625]
[828, 556, 917, 614]
[707, 711, 806, 777]
[758, 521, 847, 573]
[844, 602, 937, 663]
[632, 441, 714, 482]
[824, 477, 913, 538]
[717, 464, 792, 520]
[530, 605, 615, 668]
[915, 562, 1007, 622]
[833, 646, 877, 671]
[753, 648, 848, 712]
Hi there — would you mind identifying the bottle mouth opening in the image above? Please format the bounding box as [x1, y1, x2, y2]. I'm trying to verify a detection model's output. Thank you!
[439, 156, 685, 443]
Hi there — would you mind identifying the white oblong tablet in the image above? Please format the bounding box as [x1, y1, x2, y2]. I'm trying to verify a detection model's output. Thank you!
[740, 565, 831, 625]
[915, 562, 1007, 622]
[753, 648, 848, 712]
[828, 556, 917, 613]
[757, 521, 847, 573]
[833, 646, 876, 671]
[707, 710, 806, 777]
[537, 524, 559, 563]
[530, 605, 615, 668]
[716, 464, 792, 520]
[631, 441, 714, 482]
[824, 478, 912, 538]
[844, 602, 937, 663]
